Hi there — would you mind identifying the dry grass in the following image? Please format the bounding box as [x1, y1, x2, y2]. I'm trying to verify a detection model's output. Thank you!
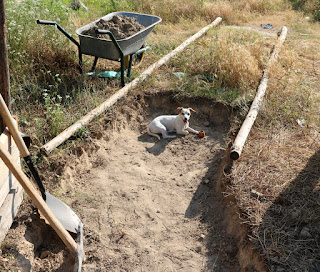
[149, 26, 269, 102]
[226, 127, 320, 270]
[223, 11, 320, 271]
[210, 28, 265, 93]
[202, 0, 291, 24]
[262, 29, 320, 127]
[205, 1, 239, 24]
[87, 0, 292, 25]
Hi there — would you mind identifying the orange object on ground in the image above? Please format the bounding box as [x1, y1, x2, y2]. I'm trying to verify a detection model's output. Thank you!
[198, 130, 205, 138]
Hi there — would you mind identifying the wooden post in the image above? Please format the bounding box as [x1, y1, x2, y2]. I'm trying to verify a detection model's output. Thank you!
[0, 0, 11, 134]
[230, 26, 288, 160]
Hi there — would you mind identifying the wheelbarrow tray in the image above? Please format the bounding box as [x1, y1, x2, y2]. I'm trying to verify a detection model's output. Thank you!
[75, 11, 161, 61]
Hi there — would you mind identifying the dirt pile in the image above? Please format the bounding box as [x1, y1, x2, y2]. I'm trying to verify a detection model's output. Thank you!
[82, 14, 145, 40]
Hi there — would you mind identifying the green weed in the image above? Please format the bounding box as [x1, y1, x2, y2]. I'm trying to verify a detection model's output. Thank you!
[73, 126, 89, 139]
[43, 90, 66, 137]
[6, 0, 71, 69]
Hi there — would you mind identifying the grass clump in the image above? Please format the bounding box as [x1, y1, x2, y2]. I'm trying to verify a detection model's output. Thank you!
[168, 28, 265, 106]
[211, 29, 264, 92]
[289, 0, 320, 21]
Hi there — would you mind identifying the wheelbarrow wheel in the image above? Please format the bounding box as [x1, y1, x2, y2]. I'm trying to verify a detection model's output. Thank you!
[124, 44, 145, 69]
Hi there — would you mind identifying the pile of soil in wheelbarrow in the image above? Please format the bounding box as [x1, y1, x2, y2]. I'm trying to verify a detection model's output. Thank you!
[82, 14, 145, 40]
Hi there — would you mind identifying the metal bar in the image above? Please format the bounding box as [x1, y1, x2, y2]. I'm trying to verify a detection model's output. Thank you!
[24, 156, 46, 200]
[135, 45, 150, 55]
[78, 49, 83, 74]
[120, 56, 125, 87]
[91, 56, 99, 72]
[36, 20, 80, 47]
[37, 20, 83, 74]
[96, 29, 124, 58]
[127, 54, 134, 79]
[96, 29, 126, 85]
[0, 0, 10, 133]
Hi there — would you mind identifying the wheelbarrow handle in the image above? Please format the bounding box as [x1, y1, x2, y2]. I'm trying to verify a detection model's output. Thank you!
[36, 19, 80, 47]
[36, 19, 56, 26]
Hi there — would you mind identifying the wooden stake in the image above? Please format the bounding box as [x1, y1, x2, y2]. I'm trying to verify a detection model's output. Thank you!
[0, 0, 11, 133]
[41, 17, 222, 154]
[230, 26, 288, 160]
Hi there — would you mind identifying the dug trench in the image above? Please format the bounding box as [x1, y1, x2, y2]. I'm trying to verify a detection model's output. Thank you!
[1, 91, 266, 271]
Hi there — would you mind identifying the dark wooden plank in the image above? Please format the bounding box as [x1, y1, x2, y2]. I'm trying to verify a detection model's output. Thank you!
[0, 1, 11, 133]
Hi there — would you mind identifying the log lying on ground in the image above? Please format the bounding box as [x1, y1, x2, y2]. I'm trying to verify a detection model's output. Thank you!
[41, 17, 222, 154]
[230, 26, 288, 160]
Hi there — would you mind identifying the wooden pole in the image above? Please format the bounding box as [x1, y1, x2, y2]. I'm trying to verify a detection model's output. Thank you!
[0, 0, 10, 134]
[41, 17, 222, 154]
[230, 26, 288, 160]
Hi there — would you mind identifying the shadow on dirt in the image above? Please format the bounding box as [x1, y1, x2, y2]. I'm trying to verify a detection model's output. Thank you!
[185, 149, 241, 271]
[13, 249, 32, 271]
[24, 211, 74, 272]
[138, 132, 178, 156]
[259, 149, 320, 271]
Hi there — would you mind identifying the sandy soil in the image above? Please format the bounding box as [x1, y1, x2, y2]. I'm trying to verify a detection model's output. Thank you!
[0, 92, 250, 271]
[66, 92, 240, 271]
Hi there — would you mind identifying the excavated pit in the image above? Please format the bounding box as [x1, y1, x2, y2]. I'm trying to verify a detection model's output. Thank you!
[1, 91, 266, 271]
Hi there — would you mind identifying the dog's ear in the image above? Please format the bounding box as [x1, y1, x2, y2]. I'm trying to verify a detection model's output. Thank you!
[189, 108, 196, 113]
[177, 107, 183, 113]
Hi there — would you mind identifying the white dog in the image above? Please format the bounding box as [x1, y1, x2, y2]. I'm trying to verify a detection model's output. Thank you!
[147, 107, 199, 140]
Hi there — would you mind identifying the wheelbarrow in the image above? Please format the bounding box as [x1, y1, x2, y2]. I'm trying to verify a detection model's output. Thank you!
[37, 11, 162, 86]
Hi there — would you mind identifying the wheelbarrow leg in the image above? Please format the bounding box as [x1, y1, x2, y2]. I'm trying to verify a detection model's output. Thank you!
[91, 57, 99, 72]
[78, 50, 83, 74]
[120, 56, 125, 87]
[126, 54, 134, 80]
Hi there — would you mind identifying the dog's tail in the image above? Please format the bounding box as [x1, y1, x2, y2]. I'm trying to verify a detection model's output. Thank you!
[147, 126, 160, 140]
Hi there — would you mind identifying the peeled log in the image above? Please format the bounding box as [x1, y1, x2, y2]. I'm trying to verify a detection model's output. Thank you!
[230, 26, 288, 160]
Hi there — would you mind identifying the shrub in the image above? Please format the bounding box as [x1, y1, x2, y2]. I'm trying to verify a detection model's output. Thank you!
[289, 0, 320, 21]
